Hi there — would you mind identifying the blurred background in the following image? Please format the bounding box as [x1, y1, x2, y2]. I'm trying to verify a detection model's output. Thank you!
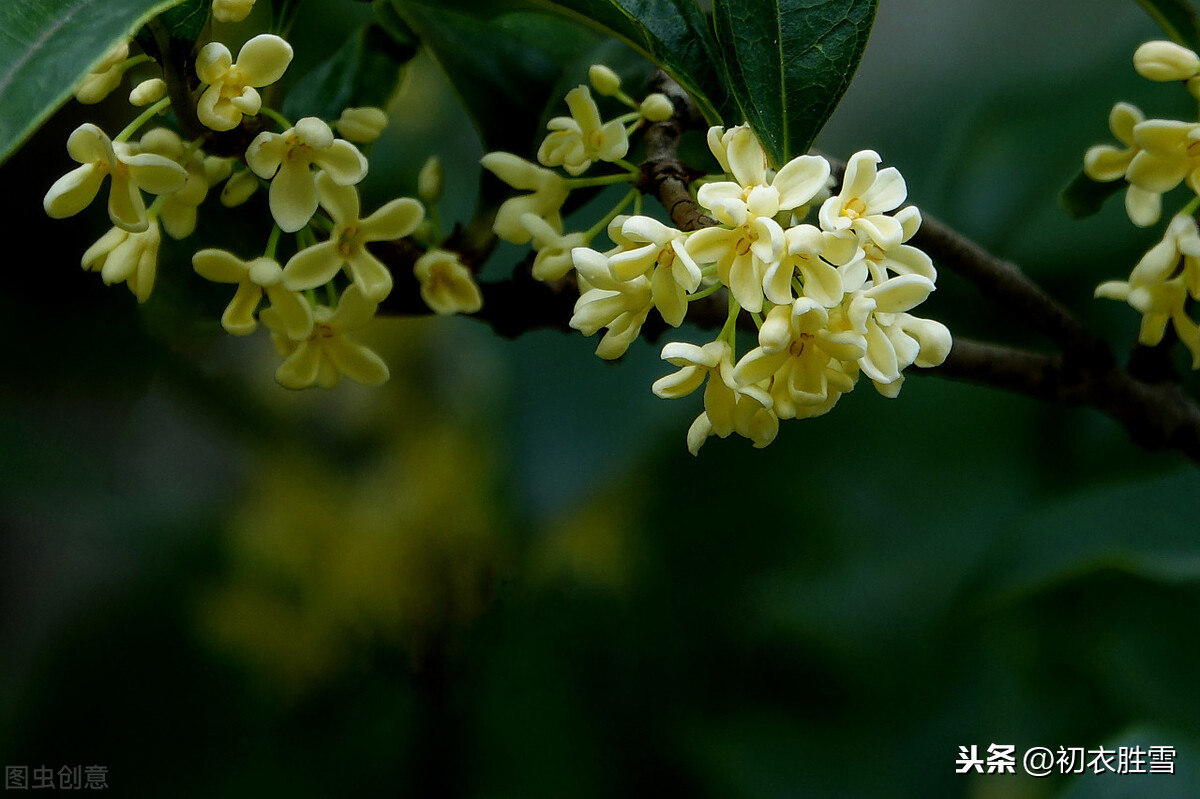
[3, 0, 1200, 796]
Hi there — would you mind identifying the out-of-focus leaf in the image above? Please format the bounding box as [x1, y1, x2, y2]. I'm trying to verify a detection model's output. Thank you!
[981, 469, 1200, 603]
[397, 0, 736, 127]
[393, 2, 600, 154]
[712, 0, 878, 167]
[283, 23, 417, 122]
[0, 0, 185, 165]
[1060, 170, 1125, 219]
[1136, 0, 1200, 52]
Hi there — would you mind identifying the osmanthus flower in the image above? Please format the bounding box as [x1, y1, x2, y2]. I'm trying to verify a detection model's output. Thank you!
[520, 213, 588, 282]
[1133, 40, 1200, 83]
[43, 123, 188, 232]
[413, 249, 483, 315]
[606, 215, 703, 327]
[246, 117, 368, 232]
[842, 273, 941, 394]
[74, 40, 130, 104]
[697, 125, 831, 223]
[651, 340, 777, 454]
[334, 107, 389, 144]
[732, 299, 864, 420]
[819, 149, 909, 249]
[685, 200, 785, 314]
[283, 172, 424, 302]
[192, 249, 313, 339]
[480, 153, 570, 245]
[537, 85, 629, 176]
[763, 224, 857, 307]
[850, 205, 936, 288]
[1096, 214, 1200, 367]
[1083, 103, 1161, 227]
[81, 221, 162, 303]
[1125, 120, 1200, 203]
[137, 128, 232, 239]
[569, 247, 654, 359]
[262, 284, 390, 389]
[196, 34, 293, 131]
[212, 0, 256, 23]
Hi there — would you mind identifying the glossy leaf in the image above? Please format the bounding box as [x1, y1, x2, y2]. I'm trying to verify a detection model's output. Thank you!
[1136, 0, 1200, 52]
[0, 0, 185, 165]
[712, 0, 878, 167]
[396, 0, 736, 127]
[283, 23, 418, 122]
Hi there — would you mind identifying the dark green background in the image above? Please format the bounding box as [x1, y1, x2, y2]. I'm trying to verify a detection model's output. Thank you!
[3, 1, 1200, 796]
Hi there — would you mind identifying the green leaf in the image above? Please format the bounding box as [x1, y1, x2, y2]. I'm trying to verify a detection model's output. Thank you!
[712, 0, 878, 167]
[154, 0, 208, 45]
[283, 23, 418, 122]
[1060, 169, 1126, 219]
[0, 0, 186, 166]
[1136, 0, 1200, 52]
[980, 469, 1200, 604]
[393, 2, 601, 154]
[397, 0, 736, 128]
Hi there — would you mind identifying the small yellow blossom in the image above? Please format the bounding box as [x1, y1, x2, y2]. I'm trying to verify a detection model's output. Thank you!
[196, 34, 293, 131]
[639, 93, 674, 122]
[1133, 40, 1200, 82]
[570, 246, 654, 358]
[246, 117, 368, 232]
[414, 249, 484, 315]
[43, 123, 188, 232]
[520, 214, 588, 282]
[192, 249, 314, 339]
[129, 78, 166, 107]
[588, 64, 622, 97]
[1084, 102, 1161, 226]
[1096, 214, 1200, 367]
[606, 216, 702, 327]
[81, 221, 162, 303]
[1126, 119, 1200, 200]
[138, 128, 231, 239]
[74, 41, 130, 104]
[212, 0, 256, 23]
[263, 284, 389, 389]
[537, 85, 629, 176]
[283, 172, 424, 302]
[480, 152, 570, 244]
[685, 206, 785, 314]
[221, 168, 260, 207]
[819, 149, 908, 248]
[334, 107, 389, 143]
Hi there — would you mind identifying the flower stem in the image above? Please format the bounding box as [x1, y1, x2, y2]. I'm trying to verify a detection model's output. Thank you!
[565, 171, 638, 189]
[259, 107, 293, 131]
[584, 187, 638, 241]
[115, 97, 172, 142]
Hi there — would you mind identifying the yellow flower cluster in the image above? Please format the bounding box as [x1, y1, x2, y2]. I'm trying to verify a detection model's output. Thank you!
[1087, 40, 1200, 366]
[43, 10, 451, 390]
[483, 72, 949, 453]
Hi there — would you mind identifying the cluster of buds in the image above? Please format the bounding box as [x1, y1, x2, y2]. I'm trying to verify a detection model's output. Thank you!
[483, 68, 949, 454]
[42, 0, 459, 389]
[1086, 40, 1200, 366]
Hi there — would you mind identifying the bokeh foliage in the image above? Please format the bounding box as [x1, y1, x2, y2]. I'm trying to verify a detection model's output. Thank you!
[2, 0, 1200, 797]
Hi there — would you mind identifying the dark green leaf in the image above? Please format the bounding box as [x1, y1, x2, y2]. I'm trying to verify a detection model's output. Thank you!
[283, 23, 417, 122]
[392, 2, 600, 154]
[1060, 169, 1126, 219]
[155, 0, 208, 46]
[712, 0, 878, 167]
[1136, 0, 1200, 52]
[0, 0, 186, 165]
[397, 0, 736, 127]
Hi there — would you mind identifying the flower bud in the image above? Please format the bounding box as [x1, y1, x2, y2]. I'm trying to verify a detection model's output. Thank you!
[1133, 40, 1200, 81]
[129, 78, 166, 106]
[640, 92, 674, 122]
[418, 156, 443, 205]
[220, 169, 259, 207]
[588, 64, 622, 96]
[212, 0, 256, 23]
[334, 106, 388, 143]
